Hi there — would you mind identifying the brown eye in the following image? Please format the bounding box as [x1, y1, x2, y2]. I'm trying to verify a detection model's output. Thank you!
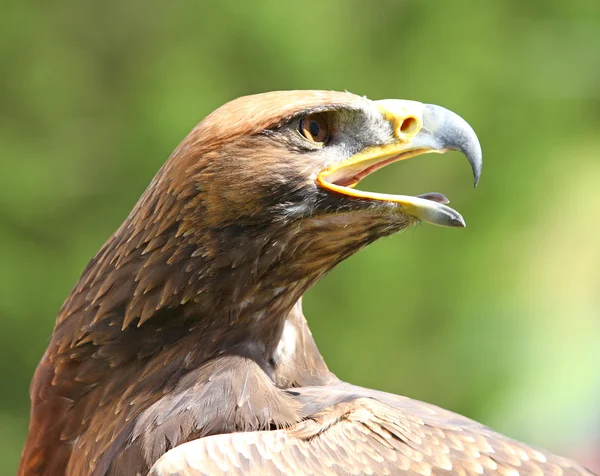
[299, 113, 329, 144]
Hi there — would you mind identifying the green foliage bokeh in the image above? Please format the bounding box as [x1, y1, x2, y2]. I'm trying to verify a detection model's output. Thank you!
[1, 0, 599, 471]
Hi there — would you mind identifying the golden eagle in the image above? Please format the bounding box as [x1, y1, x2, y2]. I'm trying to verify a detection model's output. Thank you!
[20, 91, 590, 475]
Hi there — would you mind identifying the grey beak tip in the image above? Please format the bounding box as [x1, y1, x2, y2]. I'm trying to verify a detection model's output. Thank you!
[469, 141, 483, 188]
[472, 153, 482, 188]
[422, 104, 483, 190]
[455, 122, 482, 189]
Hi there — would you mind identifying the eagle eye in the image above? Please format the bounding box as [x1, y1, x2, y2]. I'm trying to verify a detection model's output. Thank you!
[299, 113, 329, 144]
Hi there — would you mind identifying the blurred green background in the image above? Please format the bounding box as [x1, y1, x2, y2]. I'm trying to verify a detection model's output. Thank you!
[1, 0, 599, 472]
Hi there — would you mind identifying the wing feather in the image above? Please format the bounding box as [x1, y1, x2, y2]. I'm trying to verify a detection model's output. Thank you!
[150, 389, 592, 475]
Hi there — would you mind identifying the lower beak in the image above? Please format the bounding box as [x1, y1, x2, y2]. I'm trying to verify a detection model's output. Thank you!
[316, 100, 482, 228]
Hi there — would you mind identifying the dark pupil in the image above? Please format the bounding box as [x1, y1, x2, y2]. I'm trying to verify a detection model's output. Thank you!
[308, 120, 320, 138]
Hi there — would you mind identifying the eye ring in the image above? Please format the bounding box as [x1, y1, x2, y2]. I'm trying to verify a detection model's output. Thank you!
[299, 113, 329, 144]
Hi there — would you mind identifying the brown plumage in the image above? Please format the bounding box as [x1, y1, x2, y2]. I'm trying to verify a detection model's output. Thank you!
[19, 91, 591, 475]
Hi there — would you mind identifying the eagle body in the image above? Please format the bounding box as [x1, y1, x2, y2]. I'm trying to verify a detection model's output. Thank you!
[19, 91, 591, 475]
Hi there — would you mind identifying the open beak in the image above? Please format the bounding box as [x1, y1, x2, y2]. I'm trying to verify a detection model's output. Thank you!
[316, 100, 482, 227]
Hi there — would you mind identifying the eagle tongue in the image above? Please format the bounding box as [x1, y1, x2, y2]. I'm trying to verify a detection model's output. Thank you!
[416, 192, 450, 205]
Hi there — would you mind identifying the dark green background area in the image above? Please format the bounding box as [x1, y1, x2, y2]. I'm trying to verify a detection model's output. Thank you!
[1, 1, 599, 472]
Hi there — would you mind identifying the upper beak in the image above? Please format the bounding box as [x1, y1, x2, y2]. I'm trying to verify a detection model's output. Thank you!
[316, 100, 482, 227]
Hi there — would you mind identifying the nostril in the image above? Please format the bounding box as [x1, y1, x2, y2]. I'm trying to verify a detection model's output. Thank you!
[400, 117, 418, 134]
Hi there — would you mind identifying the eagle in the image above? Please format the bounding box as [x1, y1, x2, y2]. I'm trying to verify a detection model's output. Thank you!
[19, 91, 590, 475]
